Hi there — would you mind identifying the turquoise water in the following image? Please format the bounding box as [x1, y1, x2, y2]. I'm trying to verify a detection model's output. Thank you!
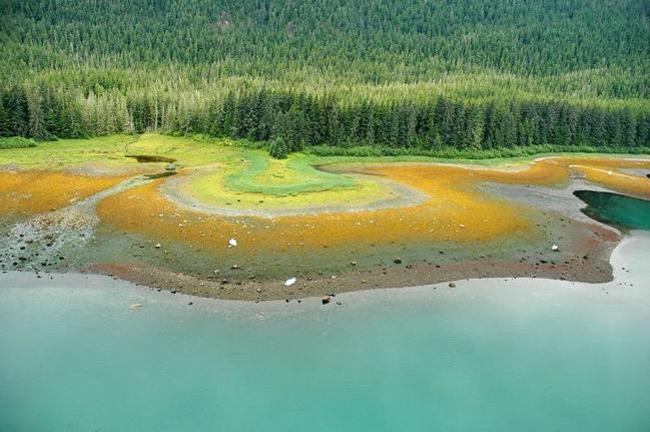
[575, 190, 650, 230]
[1, 233, 650, 431]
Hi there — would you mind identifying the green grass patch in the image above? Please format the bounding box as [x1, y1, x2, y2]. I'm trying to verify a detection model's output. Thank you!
[0, 134, 140, 168]
[307, 144, 650, 160]
[224, 151, 356, 196]
[0, 136, 37, 149]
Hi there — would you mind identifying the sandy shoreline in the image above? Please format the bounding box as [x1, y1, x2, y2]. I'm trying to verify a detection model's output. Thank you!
[1, 230, 646, 310]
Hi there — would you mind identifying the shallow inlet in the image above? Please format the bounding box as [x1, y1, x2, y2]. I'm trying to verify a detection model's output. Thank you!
[574, 190, 650, 230]
[1, 231, 649, 432]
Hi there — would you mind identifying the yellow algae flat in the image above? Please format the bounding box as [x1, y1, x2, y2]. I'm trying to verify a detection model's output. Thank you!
[569, 163, 650, 199]
[94, 152, 649, 264]
[97, 164, 534, 259]
[0, 171, 129, 216]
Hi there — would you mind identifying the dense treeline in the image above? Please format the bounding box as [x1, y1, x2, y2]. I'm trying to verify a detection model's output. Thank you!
[2, 85, 647, 151]
[3, 0, 648, 86]
[0, 0, 649, 152]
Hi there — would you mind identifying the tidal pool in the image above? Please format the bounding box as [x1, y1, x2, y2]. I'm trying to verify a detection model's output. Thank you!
[575, 190, 650, 230]
[1, 231, 649, 431]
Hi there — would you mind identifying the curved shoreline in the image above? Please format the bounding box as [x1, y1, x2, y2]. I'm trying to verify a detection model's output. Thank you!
[2, 230, 646, 309]
[1, 147, 648, 302]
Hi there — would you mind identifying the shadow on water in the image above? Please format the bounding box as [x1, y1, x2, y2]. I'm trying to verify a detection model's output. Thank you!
[574, 190, 650, 231]
[126, 154, 176, 163]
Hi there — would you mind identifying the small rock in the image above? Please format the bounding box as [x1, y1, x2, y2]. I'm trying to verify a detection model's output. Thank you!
[129, 303, 143, 310]
[393, 258, 402, 264]
[321, 296, 331, 305]
[552, 244, 560, 252]
[155, 243, 161, 249]
[284, 277, 297, 287]
[187, 301, 193, 306]
[449, 282, 456, 288]
[228, 238, 238, 247]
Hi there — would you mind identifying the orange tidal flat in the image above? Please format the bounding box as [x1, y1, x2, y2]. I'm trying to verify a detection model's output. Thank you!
[95, 156, 649, 262]
[96, 171, 534, 259]
[574, 165, 650, 199]
[0, 171, 129, 217]
[407, 156, 650, 194]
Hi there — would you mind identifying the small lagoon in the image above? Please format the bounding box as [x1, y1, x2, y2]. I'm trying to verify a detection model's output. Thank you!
[575, 190, 650, 230]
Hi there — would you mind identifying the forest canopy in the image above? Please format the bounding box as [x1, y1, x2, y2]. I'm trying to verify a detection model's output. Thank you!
[1, 0, 648, 152]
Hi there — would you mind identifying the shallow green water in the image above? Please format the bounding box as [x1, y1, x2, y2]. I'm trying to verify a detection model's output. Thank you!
[575, 190, 650, 230]
[1, 232, 649, 432]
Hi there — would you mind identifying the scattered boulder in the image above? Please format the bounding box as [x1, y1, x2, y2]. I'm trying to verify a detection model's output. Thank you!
[321, 295, 331, 305]
[448, 282, 456, 288]
[393, 258, 402, 264]
[284, 277, 297, 287]
[228, 238, 238, 247]
[552, 244, 560, 252]
[129, 303, 143, 310]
